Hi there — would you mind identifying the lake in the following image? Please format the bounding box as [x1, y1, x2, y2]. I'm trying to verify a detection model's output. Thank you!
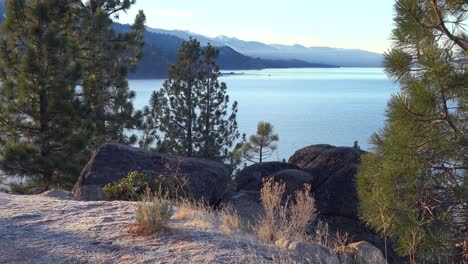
[130, 67, 400, 161]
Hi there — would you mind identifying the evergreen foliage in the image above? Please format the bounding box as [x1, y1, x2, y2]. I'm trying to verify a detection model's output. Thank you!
[103, 171, 148, 201]
[356, 1, 467, 263]
[0, 0, 91, 187]
[195, 44, 240, 161]
[153, 39, 201, 157]
[149, 39, 240, 162]
[238, 121, 279, 163]
[78, 0, 146, 146]
[138, 105, 159, 151]
[0, 0, 145, 188]
[103, 170, 188, 201]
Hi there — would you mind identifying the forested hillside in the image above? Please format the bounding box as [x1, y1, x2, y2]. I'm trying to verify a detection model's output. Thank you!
[113, 24, 336, 79]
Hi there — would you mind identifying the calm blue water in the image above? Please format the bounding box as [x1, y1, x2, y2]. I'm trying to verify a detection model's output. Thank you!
[130, 68, 399, 161]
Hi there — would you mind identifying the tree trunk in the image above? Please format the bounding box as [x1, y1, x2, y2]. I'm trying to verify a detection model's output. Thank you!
[384, 231, 388, 262]
[39, 88, 52, 185]
[37, 18, 52, 186]
[187, 81, 193, 157]
[259, 145, 263, 163]
[95, 84, 106, 141]
[204, 66, 211, 157]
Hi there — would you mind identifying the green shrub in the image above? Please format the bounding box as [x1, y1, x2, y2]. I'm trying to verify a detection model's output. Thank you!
[103, 171, 148, 201]
[103, 170, 188, 201]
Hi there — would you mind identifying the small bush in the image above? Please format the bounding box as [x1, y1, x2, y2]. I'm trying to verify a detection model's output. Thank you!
[103, 169, 188, 201]
[132, 187, 173, 235]
[103, 171, 147, 201]
[255, 178, 317, 243]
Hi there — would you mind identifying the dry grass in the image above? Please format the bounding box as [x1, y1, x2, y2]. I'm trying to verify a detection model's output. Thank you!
[173, 198, 213, 219]
[0, 191, 327, 263]
[172, 198, 217, 232]
[173, 202, 195, 220]
[255, 178, 317, 244]
[129, 178, 344, 261]
[130, 187, 173, 235]
[313, 221, 351, 250]
[219, 206, 242, 235]
[172, 199, 243, 235]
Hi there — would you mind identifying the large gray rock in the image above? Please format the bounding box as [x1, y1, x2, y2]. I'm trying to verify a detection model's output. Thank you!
[288, 241, 340, 264]
[234, 162, 300, 191]
[289, 144, 402, 263]
[73, 143, 231, 204]
[312, 215, 399, 262]
[337, 241, 388, 264]
[275, 239, 340, 264]
[269, 169, 317, 198]
[73, 185, 107, 201]
[221, 190, 262, 225]
[289, 145, 364, 218]
[288, 144, 335, 170]
[289, 144, 363, 187]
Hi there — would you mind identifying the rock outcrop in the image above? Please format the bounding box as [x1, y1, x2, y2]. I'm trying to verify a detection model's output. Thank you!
[223, 144, 400, 263]
[336, 241, 388, 264]
[225, 162, 314, 221]
[288, 144, 364, 218]
[275, 239, 340, 264]
[289, 144, 401, 263]
[269, 169, 317, 198]
[234, 162, 300, 191]
[221, 190, 262, 225]
[73, 143, 231, 204]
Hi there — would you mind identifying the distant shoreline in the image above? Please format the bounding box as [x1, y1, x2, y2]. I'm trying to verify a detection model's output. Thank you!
[220, 72, 245, 76]
[128, 66, 396, 80]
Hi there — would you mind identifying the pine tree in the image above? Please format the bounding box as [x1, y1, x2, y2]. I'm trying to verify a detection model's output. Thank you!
[195, 44, 240, 161]
[78, 0, 146, 146]
[356, 1, 467, 263]
[239, 121, 279, 163]
[0, 0, 91, 187]
[151, 40, 240, 161]
[153, 38, 201, 157]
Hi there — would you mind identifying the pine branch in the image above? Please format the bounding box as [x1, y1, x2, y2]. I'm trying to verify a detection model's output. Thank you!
[430, 0, 468, 52]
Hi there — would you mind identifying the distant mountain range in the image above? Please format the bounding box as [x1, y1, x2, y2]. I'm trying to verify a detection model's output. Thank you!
[0, 2, 384, 79]
[115, 24, 337, 79]
[125, 25, 384, 78]
[146, 27, 384, 68]
[214, 36, 384, 68]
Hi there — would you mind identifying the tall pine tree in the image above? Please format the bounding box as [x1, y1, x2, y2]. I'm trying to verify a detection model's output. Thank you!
[0, 0, 92, 187]
[78, 0, 145, 146]
[195, 44, 239, 161]
[150, 39, 240, 161]
[356, 0, 467, 263]
[153, 38, 201, 157]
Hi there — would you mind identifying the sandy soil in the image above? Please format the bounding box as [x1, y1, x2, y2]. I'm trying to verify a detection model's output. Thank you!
[0, 191, 292, 264]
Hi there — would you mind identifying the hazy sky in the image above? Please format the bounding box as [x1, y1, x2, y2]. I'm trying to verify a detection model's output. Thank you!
[117, 0, 396, 53]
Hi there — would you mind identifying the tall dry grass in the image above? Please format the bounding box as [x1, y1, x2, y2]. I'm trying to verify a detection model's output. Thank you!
[131, 187, 173, 235]
[219, 206, 243, 235]
[255, 178, 317, 244]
